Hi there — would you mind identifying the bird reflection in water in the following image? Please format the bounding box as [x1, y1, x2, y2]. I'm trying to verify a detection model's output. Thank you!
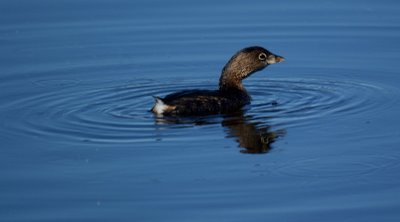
[222, 112, 285, 153]
[154, 110, 285, 154]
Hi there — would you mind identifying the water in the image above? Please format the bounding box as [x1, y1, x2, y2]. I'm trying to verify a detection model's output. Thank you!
[1, 0, 400, 221]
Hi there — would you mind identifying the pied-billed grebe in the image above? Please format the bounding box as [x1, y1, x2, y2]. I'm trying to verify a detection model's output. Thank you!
[151, 46, 284, 116]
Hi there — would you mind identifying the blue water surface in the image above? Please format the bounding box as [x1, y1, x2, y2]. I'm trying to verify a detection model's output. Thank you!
[1, 0, 400, 221]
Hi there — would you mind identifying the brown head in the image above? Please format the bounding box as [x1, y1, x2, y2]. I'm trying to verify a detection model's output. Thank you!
[219, 46, 284, 90]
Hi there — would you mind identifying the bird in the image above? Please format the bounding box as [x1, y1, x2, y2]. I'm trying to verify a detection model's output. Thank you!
[151, 46, 284, 116]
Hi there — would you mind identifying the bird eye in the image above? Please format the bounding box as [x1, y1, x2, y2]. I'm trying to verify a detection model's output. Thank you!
[258, 53, 267, 61]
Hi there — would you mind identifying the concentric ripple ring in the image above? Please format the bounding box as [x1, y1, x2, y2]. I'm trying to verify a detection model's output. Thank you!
[1, 77, 393, 144]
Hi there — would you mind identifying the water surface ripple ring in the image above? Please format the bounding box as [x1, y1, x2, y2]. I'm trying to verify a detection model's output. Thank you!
[2, 77, 394, 144]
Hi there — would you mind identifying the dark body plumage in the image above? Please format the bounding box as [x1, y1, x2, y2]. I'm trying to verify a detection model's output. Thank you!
[160, 88, 250, 116]
[152, 46, 284, 116]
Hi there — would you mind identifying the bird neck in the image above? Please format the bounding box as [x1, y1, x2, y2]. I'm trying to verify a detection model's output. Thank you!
[219, 77, 244, 91]
[218, 65, 248, 92]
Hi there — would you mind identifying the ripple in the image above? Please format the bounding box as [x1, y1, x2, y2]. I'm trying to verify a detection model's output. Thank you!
[2, 77, 394, 144]
[273, 154, 400, 178]
[248, 78, 392, 128]
[31, 79, 81, 88]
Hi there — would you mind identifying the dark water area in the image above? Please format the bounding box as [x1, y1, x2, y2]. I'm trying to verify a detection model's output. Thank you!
[1, 0, 400, 221]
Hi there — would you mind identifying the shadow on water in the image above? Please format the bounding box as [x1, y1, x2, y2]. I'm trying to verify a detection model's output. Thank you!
[154, 110, 285, 154]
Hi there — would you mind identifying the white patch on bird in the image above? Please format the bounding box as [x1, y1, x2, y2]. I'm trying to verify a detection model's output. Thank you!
[152, 97, 168, 115]
[266, 57, 277, 64]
